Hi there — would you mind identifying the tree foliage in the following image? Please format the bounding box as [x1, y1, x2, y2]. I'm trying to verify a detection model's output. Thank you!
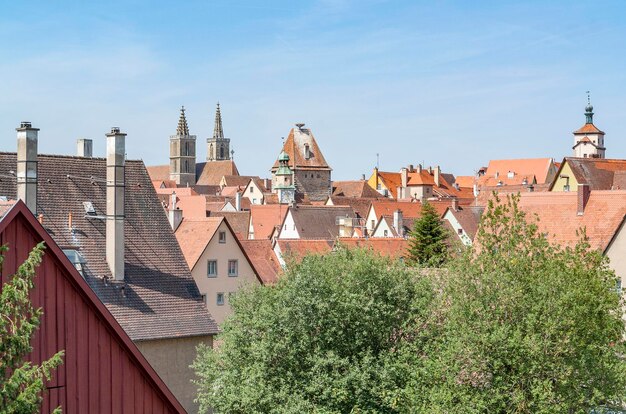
[1, 243, 64, 414]
[194, 194, 626, 413]
[406, 201, 449, 267]
[193, 246, 435, 413]
[409, 194, 626, 413]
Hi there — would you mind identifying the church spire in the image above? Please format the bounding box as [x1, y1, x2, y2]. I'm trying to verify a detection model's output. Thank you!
[213, 102, 224, 139]
[585, 91, 594, 124]
[176, 106, 189, 136]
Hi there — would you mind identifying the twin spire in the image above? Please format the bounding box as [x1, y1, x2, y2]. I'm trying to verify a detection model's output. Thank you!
[175, 103, 224, 138]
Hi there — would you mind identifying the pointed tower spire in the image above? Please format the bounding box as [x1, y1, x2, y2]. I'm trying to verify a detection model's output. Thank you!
[585, 91, 594, 124]
[213, 102, 224, 139]
[176, 106, 190, 136]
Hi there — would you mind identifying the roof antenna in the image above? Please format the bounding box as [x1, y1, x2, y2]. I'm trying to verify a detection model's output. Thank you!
[586, 90, 591, 105]
[376, 153, 379, 169]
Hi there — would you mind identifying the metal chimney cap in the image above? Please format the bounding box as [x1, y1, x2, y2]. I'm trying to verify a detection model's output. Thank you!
[295, 123, 305, 129]
[111, 127, 121, 133]
[21, 121, 32, 128]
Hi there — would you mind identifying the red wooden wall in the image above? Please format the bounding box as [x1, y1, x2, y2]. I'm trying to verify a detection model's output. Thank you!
[0, 204, 185, 414]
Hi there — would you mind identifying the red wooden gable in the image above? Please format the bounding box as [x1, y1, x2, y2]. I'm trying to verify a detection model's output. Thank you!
[0, 201, 186, 414]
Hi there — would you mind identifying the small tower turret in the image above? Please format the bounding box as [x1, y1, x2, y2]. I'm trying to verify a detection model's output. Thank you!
[572, 92, 605, 159]
[169, 106, 197, 186]
[274, 150, 295, 204]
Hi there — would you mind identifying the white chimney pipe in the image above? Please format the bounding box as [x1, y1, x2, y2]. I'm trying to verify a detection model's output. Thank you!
[393, 209, 403, 237]
[106, 127, 126, 282]
[235, 191, 242, 211]
[77, 138, 93, 157]
[168, 191, 183, 231]
[16, 122, 39, 214]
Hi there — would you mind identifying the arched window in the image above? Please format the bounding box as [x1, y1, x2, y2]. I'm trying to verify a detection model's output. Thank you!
[220, 146, 225, 159]
[209, 144, 214, 160]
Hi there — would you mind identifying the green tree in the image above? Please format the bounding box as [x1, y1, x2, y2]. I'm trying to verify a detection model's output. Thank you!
[193, 246, 435, 413]
[410, 194, 626, 413]
[1, 243, 64, 413]
[406, 201, 449, 267]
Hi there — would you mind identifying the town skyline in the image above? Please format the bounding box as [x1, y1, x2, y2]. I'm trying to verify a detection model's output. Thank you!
[2, 1, 626, 179]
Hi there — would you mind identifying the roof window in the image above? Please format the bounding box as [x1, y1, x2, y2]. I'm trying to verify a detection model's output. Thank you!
[63, 249, 87, 277]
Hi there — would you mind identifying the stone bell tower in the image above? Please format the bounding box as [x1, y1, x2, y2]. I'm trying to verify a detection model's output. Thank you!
[206, 103, 231, 162]
[169, 106, 197, 186]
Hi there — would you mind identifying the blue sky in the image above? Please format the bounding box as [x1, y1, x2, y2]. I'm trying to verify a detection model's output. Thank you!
[1, 0, 626, 179]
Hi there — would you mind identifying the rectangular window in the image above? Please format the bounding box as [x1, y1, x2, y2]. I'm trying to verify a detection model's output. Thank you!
[383, 229, 388, 237]
[250, 186, 254, 193]
[217, 293, 225, 306]
[219, 231, 226, 243]
[228, 260, 238, 277]
[457, 228, 463, 235]
[371, 220, 375, 228]
[201, 294, 207, 304]
[207, 260, 217, 277]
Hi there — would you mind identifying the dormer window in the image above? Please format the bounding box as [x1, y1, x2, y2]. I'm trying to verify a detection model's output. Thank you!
[304, 143, 311, 159]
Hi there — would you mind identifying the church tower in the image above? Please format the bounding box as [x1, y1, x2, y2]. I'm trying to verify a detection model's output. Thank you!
[206, 103, 231, 161]
[169, 106, 197, 186]
[573, 93, 605, 159]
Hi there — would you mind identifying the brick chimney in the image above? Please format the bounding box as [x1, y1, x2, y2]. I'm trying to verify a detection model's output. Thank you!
[16, 122, 39, 214]
[577, 183, 590, 216]
[77, 138, 93, 157]
[393, 209, 403, 237]
[168, 192, 183, 231]
[106, 127, 126, 282]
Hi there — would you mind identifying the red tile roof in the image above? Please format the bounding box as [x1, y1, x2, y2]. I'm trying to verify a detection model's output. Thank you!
[174, 217, 223, 269]
[285, 205, 356, 239]
[478, 158, 556, 187]
[336, 238, 409, 259]
[376, 171, 401, 198]
[146, 164, 170, 181]
[370, 200, 450, 219]
[240, 240, 282, 284]
[518, 190, 626, 252]
[250, 204, 289, 239]
[558, 158, 626, 191]
[271, 127, 331, 170]
[328, 196, 377, 218]
[196, 160, 240, 186]
[276, 239, 334, 262]
[574, 123, 605, 135]
[210, 211, 251, 239]
[332, 180, 381, 198]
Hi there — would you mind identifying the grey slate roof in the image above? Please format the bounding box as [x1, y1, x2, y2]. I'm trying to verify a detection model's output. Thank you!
[286, 205, 356, 239]
[0, 152, 218, 341]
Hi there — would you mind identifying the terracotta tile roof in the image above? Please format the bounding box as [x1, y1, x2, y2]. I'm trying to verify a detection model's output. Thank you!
[376, 171, 401, 198]
[474, 184, 551, 206]
[407, 171, 436, 186]
[240, 240, 281, 284]
[263, 193, 279, 204]
[193, 185, 221, 195]
[328, 196, 377, 218]
[285, 205, 356, 239]
[453, 176, 475, 188]
[209, 211, 251, 239]
[560, 157, 626, 190]
[574, 123, 605, 135]
[250, 204, 289, 239]
[155, 186, 198, 196]
[277, 239, 334, 261]
[175, 217, 222, 269]
[518, 190, 626, 252]
[478, 158, 556, 187]
[446, 206, 484, 240]
[370, 200, 450, 220]
[332, 180, 381, 198]
[151, 179, 177, 189]
[196, 160, 239, 186]
[376, 215, 414, 237]
[220, 186, 242, 197]
[177, 195, 210, 218]
[0, 152, 218, 340]
[336, 238, 409, 259]
[146, 164, 170, 181]
[221, 175, 258, 188]
[271, 127, 331, 171]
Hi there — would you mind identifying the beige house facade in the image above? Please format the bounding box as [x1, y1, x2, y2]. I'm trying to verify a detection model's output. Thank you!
[175, 217, 261, 325]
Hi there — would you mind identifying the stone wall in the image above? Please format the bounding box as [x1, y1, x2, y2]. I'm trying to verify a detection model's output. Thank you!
[136, 334, 213, 413]
[294, 169, 331, 201]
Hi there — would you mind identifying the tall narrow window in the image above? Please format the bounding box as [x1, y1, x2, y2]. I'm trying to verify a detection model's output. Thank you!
[220, 146, 225, 159]
[219, 231, 226, 243]
[207, 260, 217, 277]
[217, 293, 225, 306]
[228, 260, 238, 277]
